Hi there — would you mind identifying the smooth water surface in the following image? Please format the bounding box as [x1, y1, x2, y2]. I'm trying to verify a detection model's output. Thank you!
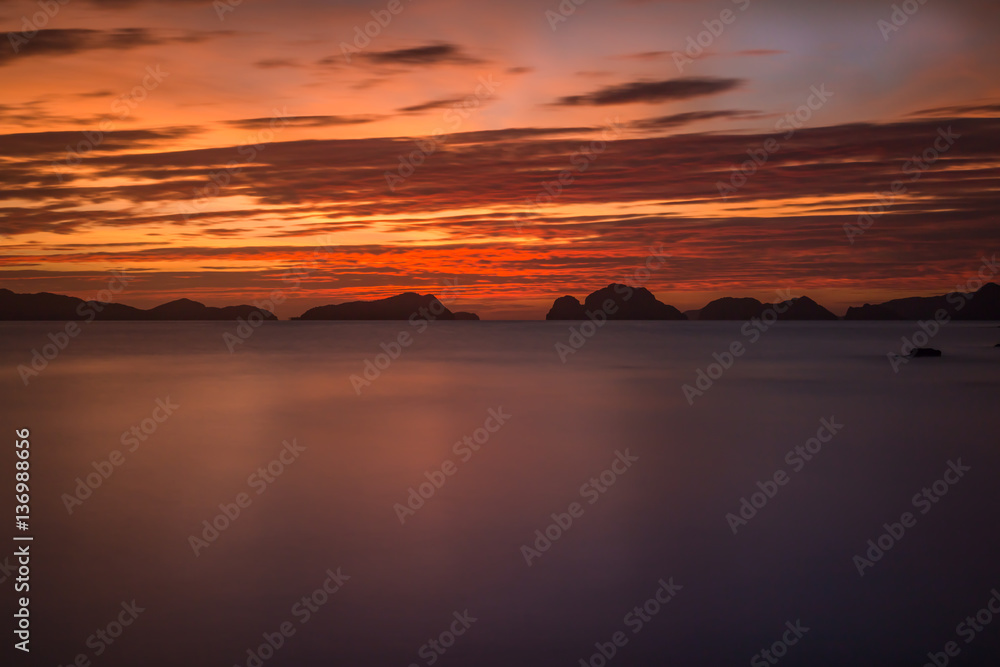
[2, 321, 999, 666]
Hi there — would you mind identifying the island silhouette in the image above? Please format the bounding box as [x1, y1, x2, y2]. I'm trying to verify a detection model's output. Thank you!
[292, 292, 478, 321]
[844, 282, 1000, 320]
[1, 283, 998, 321]
[546, 284, 685, 320]
[0, 289, 276, 321]
[684, 295, 838, 321]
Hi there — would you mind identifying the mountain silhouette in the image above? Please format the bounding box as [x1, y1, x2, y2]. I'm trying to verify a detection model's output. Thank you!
[695, 297, 769, 320]
[546, 284, 686, 320]
[779, 296, 839, 320]
[295, 292, 462, 320]
[843, 303, 905, 320]
[692, 295, 837, 320]
[547, 295, 587, 320]
[4, 285, 997, 322]
[844, 283, 1000, 320]
[142, 298, 277, 320]
[0, 289, 276, 320]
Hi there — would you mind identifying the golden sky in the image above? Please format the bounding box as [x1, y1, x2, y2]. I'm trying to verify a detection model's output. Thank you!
[2, 0, 999, 317]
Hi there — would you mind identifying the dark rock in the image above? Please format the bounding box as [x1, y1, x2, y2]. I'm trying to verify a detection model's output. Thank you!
[908, 348, 942, 358]
[584, 284, 685, 320]
[453, 311, 480, 320]
[546, 295, 586, 320]
[296, 292, 455, 320]
[547, 284, 686, 320]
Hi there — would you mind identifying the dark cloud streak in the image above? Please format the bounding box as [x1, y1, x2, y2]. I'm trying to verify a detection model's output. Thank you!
[318, 42, 483, 69]
[553, 77, 743, 106]
[225, 115, 380, 129]
[632, 109, 758, 129]
[0, 28, 234, 65]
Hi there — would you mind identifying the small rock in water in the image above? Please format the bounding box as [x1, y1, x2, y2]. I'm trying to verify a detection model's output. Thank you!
[909, 347, 942, 358]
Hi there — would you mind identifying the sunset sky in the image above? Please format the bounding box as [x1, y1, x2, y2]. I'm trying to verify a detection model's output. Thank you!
[2, 0, 999, 318]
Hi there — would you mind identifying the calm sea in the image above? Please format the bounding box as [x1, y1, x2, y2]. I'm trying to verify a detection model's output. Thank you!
[2, 321, 999, 666]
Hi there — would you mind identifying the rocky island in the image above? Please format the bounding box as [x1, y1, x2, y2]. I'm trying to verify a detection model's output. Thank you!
[295, 292, 472, 321]
[546, 284, 686, 320]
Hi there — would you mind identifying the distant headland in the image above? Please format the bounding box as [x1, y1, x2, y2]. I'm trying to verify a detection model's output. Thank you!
[0, 289, 277, 321]
[293, 292, 478, 321]
[1, 283, 998, 321]
[546, 284, 685, 320]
